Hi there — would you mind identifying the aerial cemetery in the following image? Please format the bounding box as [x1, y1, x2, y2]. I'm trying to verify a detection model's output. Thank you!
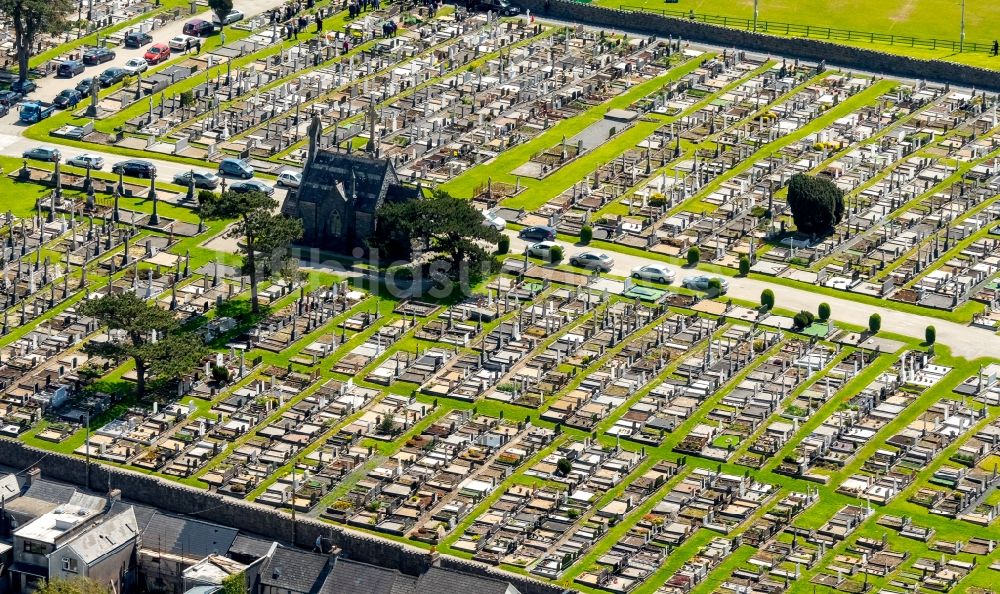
[0, 0, 999, 592]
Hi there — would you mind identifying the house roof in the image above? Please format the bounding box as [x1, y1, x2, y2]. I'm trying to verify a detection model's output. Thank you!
[0, 473, 19, 500]
[141, 512, 238, 560]
[416, 566, 519, 594]
[258, 545, 331, 593]
[228, 533, 276, 561]
[60, 507, 138, 564]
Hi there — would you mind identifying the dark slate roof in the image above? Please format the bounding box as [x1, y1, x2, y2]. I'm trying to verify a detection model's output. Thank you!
[22, 479, 76, 505]
[318, 558, 401, 594]
[299, 150, 396, 214]
[258, 545, 331, 593]
[141, 511, 238, 559]
[416, 566, 519, 594]
[228, 533, 276, 561]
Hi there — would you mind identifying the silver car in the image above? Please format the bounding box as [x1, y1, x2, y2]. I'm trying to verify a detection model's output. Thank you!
[570, 251, 614, 272]
[682, 275, 730, 293]
[631, 264, 675, 284]
[67, 154, 104, 170]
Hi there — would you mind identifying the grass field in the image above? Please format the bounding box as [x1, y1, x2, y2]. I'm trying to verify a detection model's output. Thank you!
[594, 0, 1000, 68]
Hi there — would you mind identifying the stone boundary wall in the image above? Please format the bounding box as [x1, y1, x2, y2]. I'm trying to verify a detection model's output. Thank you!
[515, 0, 1000, 91]
[0, 439, 570, 594]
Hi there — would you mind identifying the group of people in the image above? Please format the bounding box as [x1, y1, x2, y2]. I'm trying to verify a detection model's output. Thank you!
[347, 0, 382, 18]
[381, 19, 399, 37]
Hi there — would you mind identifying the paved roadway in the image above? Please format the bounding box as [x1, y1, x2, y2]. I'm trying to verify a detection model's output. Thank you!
[506, 233, 1000, 361]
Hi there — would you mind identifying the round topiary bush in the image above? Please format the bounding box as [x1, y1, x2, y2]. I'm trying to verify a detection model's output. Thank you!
[686, 246, 700, 267]
[869, 313, 881, 334]
[580, 225, 593, 245]
[739, 255, 750, 277]
[818, 302, 831, 321]
[760, 289, 775, 310]
[925, 325, 936, 346]
[549, 245, 564, 263]
[497, 234, 510, 255]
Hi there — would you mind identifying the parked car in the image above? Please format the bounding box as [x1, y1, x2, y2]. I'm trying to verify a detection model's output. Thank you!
[124, 30, 153, 48]
[0, 90, 23, 106]
[53, 89, 83, 109]
[23, 146, 61, 162]
[76, 77, 97, 96]
[276, 171, 302, 188]
[98, 67, 128, 87]
[630, 263, 676, 284]
[168, 35, 197, 52]
[56, 60, 85, 78]
[182, 19, 214, 37]
[527, 241, 558, 259]
[229, 180, 274, 196]
[215, 9, 245, 25]
[11, 79, 36, 94]
[122, 57, 148, 75]
[67, 154, 105, 170]
[570, 251, 614, 272]
[0, 103, 9, 117]
[518, 225, 556, 241]
[173, 170, 220, 189]
[682, 275, 730, 293]
[218, 157, 254, 179]
[111, 159, 156, 178]
[483, 211, 506, 231]
[82, 47, 116, 65]
[144, 43, 171, 65]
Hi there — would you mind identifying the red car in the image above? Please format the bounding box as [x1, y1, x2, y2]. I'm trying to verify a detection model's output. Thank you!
[143, 43, 171, 65]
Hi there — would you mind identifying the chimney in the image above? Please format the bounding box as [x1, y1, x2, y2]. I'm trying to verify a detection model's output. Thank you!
[25, 467, 40, 485]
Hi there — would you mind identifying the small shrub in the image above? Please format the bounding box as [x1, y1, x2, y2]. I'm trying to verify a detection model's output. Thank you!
[556, 457, 572, 476]
[579, 225, 593, 245]
[925, 325, 936, 346]
[549, 245, 564, 263]
[760, 289, 775, 310]
[211, 365, 231, 384]
[818, 302, 831, 321]
[739, 255, 750, 277]
[868, 313, 881, 334]
[686, 246, 700, 266]
[793, 310, 815, 329]
[497, 234, 510, 255]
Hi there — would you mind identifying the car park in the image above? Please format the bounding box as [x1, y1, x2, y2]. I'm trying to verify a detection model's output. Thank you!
[111, 159, 156, 178]
[56, 60, 85, 77]
[518, 225, 556, 241]
[218, 158, 254, 179]
[82, 47, 116, 65]
[682, 275, 730, 293]
[98, 67, 128, 87]
[526, 241, 558, 259]
[53, 89, 83, 109]
[570, 251, 614, 272]
[144, 43, 171, 65]
[122, 58, 148, 75]
[276, 171, 302, 188]
[630, 264, 676, 284]
[229, 180, 274, 196]
[22, 146, 61, 162]
[124, 30, 153, 48]
[173, 170, 220, 189]
[67, 154, 105, 170]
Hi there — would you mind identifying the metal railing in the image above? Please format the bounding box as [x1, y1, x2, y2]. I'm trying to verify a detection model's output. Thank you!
[618, 6, 991, 54]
